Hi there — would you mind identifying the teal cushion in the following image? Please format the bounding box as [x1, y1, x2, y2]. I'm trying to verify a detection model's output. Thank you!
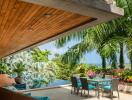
[77, 79, 81, 83]
[23, 93, 50, 100]
[103, 85, 111, 90]
[77, 82, 82, 88]
[89, 82, 97, 85]
[32, 96, 50, 100]
[88, 85, 96, 90]
[24, 93, 31, 96]
[102, 82, 111, 86]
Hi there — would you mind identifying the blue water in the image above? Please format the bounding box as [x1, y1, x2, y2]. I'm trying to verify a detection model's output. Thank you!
[47, 79, 70, 87]
[31, 79, 70, 89]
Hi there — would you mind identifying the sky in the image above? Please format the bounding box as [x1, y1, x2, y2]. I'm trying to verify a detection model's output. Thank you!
[39, 39, 130, 65]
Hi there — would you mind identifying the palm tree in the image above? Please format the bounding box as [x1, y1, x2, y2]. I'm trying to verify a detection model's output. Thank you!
[126, 43, 132, 71]
[56, 0, 132, 69]
[56, 28, 118, 69]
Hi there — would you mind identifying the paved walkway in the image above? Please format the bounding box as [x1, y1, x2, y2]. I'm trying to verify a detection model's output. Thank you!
[26, 86, 131, 100]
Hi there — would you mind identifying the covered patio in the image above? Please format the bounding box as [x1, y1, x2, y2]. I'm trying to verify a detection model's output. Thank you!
[0, 0, 125, 100]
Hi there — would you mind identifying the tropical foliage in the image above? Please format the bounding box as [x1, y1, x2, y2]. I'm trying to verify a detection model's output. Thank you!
[52, 54, 72, 80]
[32, 48, 50, 62]
[3, 48, 57, 89]
[56, 0, 132, 70]
[112, 69, 132, 82]
[0, 59, 8, 74]
[13, 61, 26, 77]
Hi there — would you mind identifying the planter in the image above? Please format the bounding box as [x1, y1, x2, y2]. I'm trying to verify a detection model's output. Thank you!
[119, 82, 132, 94]
[0, 74, 16, 87]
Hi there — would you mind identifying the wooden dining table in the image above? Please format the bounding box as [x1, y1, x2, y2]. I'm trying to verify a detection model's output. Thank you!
[82, 77, 112, 99]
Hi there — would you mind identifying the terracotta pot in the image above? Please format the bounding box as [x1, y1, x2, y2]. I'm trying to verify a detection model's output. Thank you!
[0, 74, 16, 87]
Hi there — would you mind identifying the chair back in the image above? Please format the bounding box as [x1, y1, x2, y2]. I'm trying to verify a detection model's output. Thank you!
[80, 78, 88, 90]
[112, 78, 119, 91]
[73, 74, 80, 78]
[71, 77, 78, 88]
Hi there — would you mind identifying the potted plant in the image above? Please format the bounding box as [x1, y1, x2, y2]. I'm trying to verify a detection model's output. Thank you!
[0, 59, 9, 83]
[13, 61, 26, 84]
[87, 70, 96, 79]
[0, 59, 16, 87]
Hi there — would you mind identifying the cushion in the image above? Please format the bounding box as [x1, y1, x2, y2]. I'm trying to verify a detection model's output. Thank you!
[24, 93, 32, 96]
[89, 82, 97, 85]
[77, 79, 81, 83]
[32, 96, 50, 100]
[77, 82, 82, 88]
[14, 83, 26, 90]
[88, 85, 96, 90]
[23, 93, 50, 100]
[103, 85, 111, 90]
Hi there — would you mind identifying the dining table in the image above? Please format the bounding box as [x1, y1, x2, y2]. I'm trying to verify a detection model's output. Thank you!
[82, 77, 112, 99]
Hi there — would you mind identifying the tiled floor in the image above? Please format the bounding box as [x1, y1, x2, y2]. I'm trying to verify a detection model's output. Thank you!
[26, 86, 132, 100]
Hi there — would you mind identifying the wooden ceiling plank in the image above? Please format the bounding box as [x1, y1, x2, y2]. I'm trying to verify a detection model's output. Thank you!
[0, 0, 16, 47]
[0, 0, 4, 31]
[8, 3, 41, 46]
[8, 2, 34, 43]
[16, 5, 47, 42]
[3, 0, 25, 48]
[21, 9, 67, 40]
[31, 15, 90, 41]
[0, 0, 32, 54]
[7, 3, 52, 51]
[33, 10, 81, 34]
[31, 10, 70, 35]
[19, 5, 43, 31]
[0, 0, 10, 41]
[30, 8, 60, 30]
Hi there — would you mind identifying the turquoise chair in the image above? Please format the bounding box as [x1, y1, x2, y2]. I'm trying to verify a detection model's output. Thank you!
[102, 75, 112, 86]
[102, 78, 119, 99]
[80, 78, 96, 97]
[71, 77, 82, 95]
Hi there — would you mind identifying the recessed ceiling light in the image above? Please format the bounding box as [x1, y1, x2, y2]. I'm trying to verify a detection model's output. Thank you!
[28, 27, 33, 31]
[43, 13, 52, 17]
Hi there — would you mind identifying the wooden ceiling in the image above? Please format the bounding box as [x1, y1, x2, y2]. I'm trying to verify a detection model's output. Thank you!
[0, 0, 95, 58]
